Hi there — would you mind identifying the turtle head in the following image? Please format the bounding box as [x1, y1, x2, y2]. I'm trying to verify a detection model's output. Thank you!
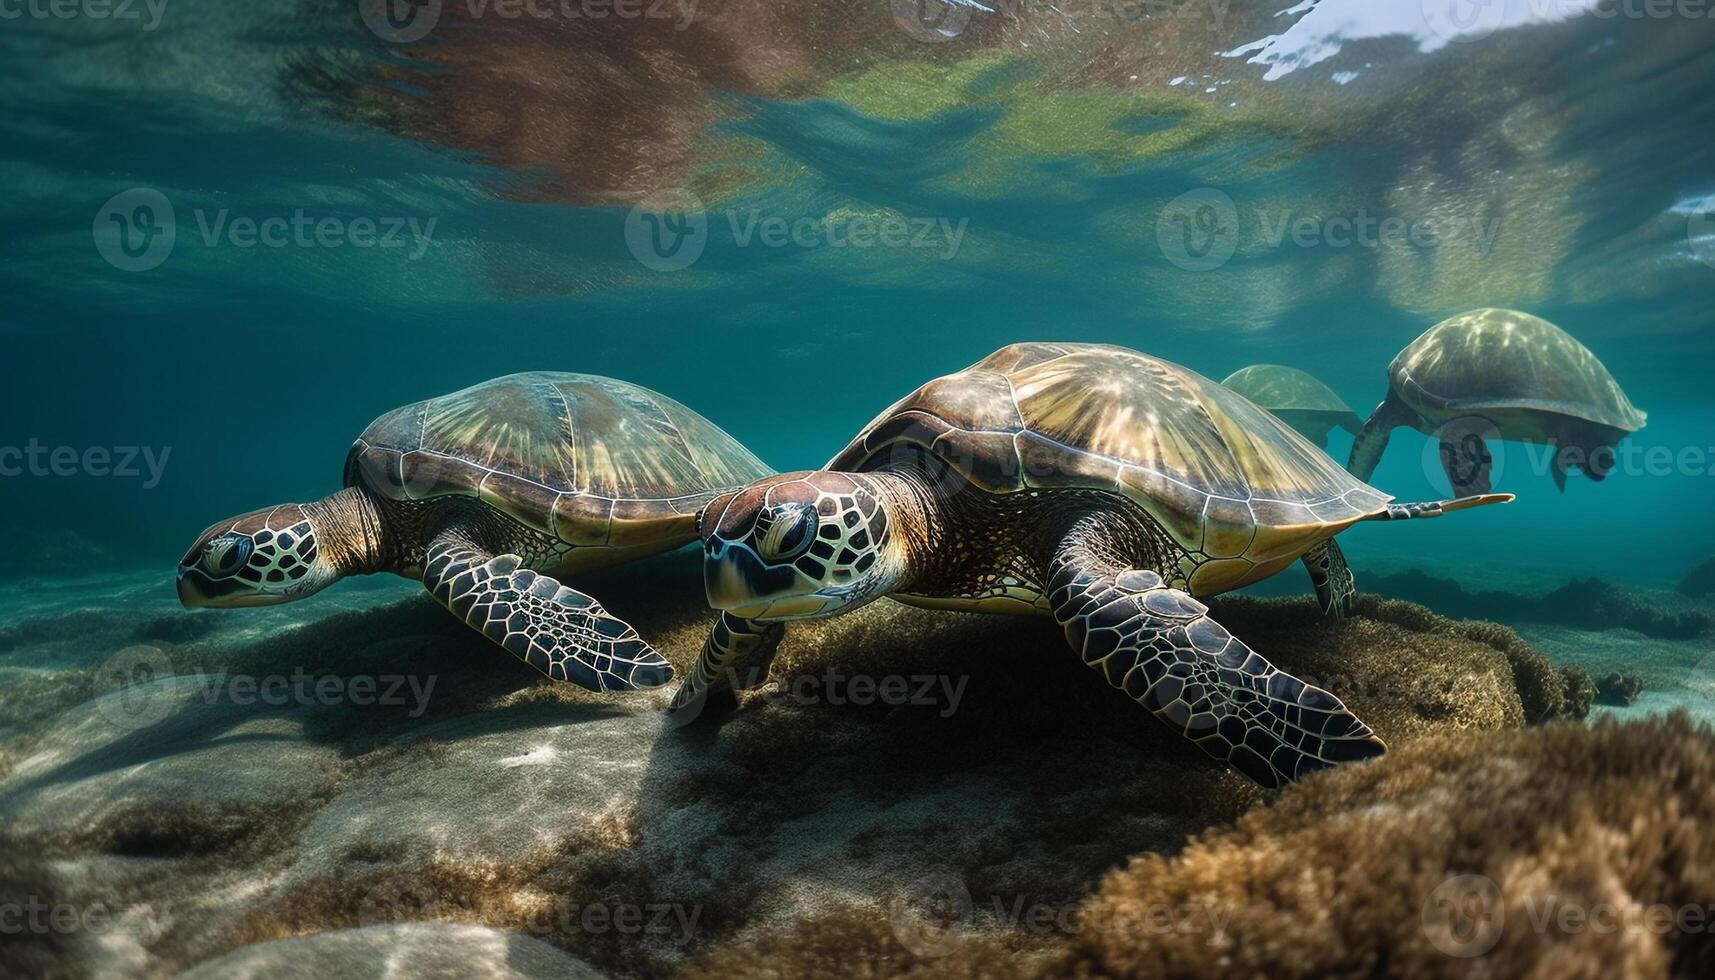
[698, 471, 902, 622]
[178, 503, 342, 608]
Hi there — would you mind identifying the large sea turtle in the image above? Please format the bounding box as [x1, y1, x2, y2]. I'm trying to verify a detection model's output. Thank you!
[1348, 309, 1645, 494]
[178, 373, 772, 692]
[671, 343, 1510, 787]
[1220, 364, 1362, 449]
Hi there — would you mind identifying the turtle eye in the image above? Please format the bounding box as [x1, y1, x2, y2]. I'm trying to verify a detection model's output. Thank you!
[202, 534, 253, 576]
[756, 504, 816, 563]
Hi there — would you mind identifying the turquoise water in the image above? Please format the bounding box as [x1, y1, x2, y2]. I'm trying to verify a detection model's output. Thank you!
[3, 1, 1715, 597]
[2, 1, 1712, 591]
[7, 4, 1715, 976]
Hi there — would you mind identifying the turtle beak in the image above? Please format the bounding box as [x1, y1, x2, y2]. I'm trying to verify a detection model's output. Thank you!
[176, 568, 204, 608]
[703, 539, 798, 616]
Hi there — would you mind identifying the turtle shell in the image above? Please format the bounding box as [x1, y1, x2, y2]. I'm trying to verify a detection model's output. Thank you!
[1389, 309, 1646, 433]
[1221, 364, 1362, 433]
[827, 343, 1392, 595]
[344, 373, 772, 550]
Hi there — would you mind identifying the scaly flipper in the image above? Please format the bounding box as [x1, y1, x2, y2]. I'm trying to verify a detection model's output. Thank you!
[1049, 519, 1385, 788]
[1347, 392, 1415, 481]
[424, 527, 672, 692]
[1363, 492, 1513, 521]
[1302, 539, 1355, 622]
[1436, 416, 1495, 496]
[669, 612, 783, 720]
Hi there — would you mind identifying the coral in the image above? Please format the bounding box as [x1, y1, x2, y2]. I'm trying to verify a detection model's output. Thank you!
[1560, 665, 1598, 719]
[1597, 671, 1645, 707]
[673, 718, 1715, 980]
[1070, 715, 1715, 979]
[1367, 568, 1713, 640]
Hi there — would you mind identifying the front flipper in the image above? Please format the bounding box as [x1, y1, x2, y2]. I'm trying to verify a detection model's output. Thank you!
[1347, 393, 1413, 481]
[668, 612, 783, 723]
[1049, 548, 1384, 788]
[1302, 539, 1356, 623]
[424, 530, 671, 692]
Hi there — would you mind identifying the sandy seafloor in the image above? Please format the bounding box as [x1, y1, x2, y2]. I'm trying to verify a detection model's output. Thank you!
[1, 555, 1712, 978]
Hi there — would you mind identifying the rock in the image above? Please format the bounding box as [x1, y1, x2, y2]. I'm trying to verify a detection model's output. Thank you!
[176, 924, 606, 980]
[1596, 671, 1644, 707]
[0, 557, 1611, 978]
[679, 715, 1715, 980]
[1680, 556, 1715, 597]
[1367, 568, 1713, 640]
[0, 669, 346, 852]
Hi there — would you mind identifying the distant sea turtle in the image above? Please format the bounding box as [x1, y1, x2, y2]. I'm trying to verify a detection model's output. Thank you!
[1348, 309, 1645, 494]
[1221, 364, 1362, 449]
[672, 343, 1510, 787]
[178, 374, 772, 692]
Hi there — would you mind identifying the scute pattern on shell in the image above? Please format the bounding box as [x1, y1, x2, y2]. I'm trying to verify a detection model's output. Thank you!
[828, 343, 1392, 588]
[1390, 308, 1646, 431]
[344, 373, 773, 544]
[1221, 364, 1359, 417]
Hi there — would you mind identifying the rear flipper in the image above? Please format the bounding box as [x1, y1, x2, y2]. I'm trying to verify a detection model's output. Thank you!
[1365, 492, 1513, 521]
[425, 528, 672, 692]
[1437, 416, 1495, 496]
[1302, 539, 1355, 623]
[668, 612, 783, 724]
[1049, 558, 1385, 789]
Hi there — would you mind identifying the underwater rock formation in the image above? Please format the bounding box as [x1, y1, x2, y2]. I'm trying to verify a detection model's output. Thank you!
[680, 715, 1715, 980]
[177, 924, 606, 980]
[0, 561, 1607, 977]
[1681, 557, 1715, 598]
[1598, 671, 1645, 708]
[1366, 568, 1713, 640]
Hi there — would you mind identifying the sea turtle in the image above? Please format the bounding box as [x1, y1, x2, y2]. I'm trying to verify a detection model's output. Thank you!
[1348, 309, 1645, 495]
[178, 373, 772, 692]
[1220, 364, 1362, 449]
[671, 343, 1510, 787]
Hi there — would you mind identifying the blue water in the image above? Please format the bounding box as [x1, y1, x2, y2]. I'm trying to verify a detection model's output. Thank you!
[2, 0, 1713, 594]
